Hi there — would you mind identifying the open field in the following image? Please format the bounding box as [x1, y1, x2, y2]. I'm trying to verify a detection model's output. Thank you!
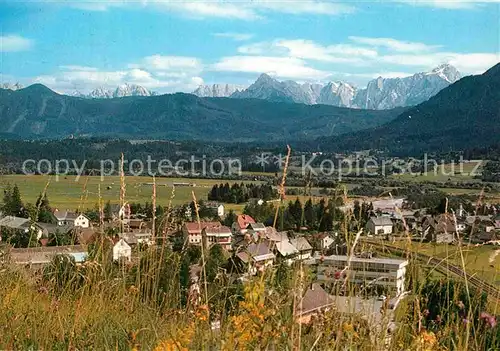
[0, 175, 261, 212]
[390, 161, 484, 182]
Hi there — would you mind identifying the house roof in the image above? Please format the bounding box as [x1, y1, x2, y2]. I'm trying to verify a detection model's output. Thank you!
[75, 227, 97, 245]
[475, 231, 498, 242]
[37, 222, 74, 234]
[205, 202, 223, 208]
[264, 227, 289, 242]
[237, 241, 275, 263]
[466, 215, 494, 225]
[296, 283, 334, 316]
[322, 254, 408, 267]
[128, 218, 146, 229]
[203, 225, 232, 235]
[247, 222, 266, 230]
[7, 245, 87, 265]
[290, 237, 312, 252]
[121, 231, 153, 244]
[236, 214, 255, 230]
[184, 221, 221, 235]
[53, 210, 80, 221]
[275, 240, 299, 257]
[114, 238, 131, 249]
[0, 216, 31, 229]
[434, 214, 457, 233]
[369, 217, 393, 226]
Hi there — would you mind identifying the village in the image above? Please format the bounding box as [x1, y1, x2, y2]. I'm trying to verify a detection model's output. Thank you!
[1, 181, 499, 337]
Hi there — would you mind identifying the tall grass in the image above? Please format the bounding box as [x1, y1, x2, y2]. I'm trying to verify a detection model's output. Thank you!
[1, 153, 500, 350]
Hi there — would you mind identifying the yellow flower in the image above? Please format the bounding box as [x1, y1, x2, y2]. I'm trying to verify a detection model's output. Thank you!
[342, 322, 354, 333]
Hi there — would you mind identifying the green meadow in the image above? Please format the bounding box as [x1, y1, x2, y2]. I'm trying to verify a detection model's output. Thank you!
[0, 175, 257, 212]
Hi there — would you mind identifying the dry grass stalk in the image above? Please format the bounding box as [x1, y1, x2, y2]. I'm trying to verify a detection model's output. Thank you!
[273, 145, 291, 229]
[191, 190, 209, 310]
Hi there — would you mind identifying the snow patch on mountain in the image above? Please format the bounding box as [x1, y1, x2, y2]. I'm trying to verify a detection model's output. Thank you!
[192, 84, 246, 98]
[1, 82, 24, 91]
[70, 83, 155, 99]
[228, 64, 461, 109]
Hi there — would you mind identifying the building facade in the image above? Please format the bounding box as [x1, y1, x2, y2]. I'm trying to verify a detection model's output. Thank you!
[317, 255, 408, 297]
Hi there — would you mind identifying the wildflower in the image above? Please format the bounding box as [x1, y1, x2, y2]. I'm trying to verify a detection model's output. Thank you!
[480, 312, 497, 328]
[423, 309, 430, 317]
[457, 300, 465, 310]
[413, 330, 438, 351]
[342, 322, 354, 333]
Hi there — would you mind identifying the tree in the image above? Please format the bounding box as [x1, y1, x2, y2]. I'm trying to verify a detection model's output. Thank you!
[205, 244, 227, 283]
[36, 193, 55, 223]
[223, 209, 237, 227]
[104, 201, 112, 221]
[48, 229, 74, 246]
[274, 261, 293, 292]
[2, 184, 25, 217]
[3, 227, 40, 248]
[179, 254, 191, 307]
[304, 198, 316, 229]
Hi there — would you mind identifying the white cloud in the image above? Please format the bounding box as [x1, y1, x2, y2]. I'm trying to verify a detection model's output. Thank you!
[59, 65, 99, 71]
[348, 36, 440, 52]
[379, 52, 500, 73]
[238, 39, 377, 64]
[0, 35, 33, 52]
[237, 37, 499, 76]
[44, 0, 354, 20]
[246, 0, 355, 15]
[130, 55, 202, 72]
[164, 2, 260, 20]
[394, 0, 499, 9]
[33, 54, 205, 94]
[211, 56, 329, 80]
[212, 32, 254, 41]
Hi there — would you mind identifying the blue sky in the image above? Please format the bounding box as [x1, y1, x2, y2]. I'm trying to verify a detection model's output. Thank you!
[1, 0, 499, 93]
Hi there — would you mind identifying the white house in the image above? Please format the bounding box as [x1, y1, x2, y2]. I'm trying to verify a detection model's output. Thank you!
[317, 254, 408, 297]
[113, 239, 131, 261]
[206, 202, 225, 217]
[366, 217, 393, 235]
[53, 210, 90, 228]
[290, 237, 313, 260]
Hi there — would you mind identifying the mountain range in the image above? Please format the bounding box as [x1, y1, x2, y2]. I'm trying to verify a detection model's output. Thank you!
[315, 63, 500, 154]
[223, 64, 461, 110]
[192, 84, 246, 98]
[1, 62, 498, 154]
[2, 64, 459, 110]
[0, 84, 402, 141]
[1, 83, 24, 91]
[72, 83, 156, 99]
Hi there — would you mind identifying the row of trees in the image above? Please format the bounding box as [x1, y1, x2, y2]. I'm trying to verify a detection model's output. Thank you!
[242, 197, 352, 232]
[2, 183, 55, 223]
[207, 183, 277, 204]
